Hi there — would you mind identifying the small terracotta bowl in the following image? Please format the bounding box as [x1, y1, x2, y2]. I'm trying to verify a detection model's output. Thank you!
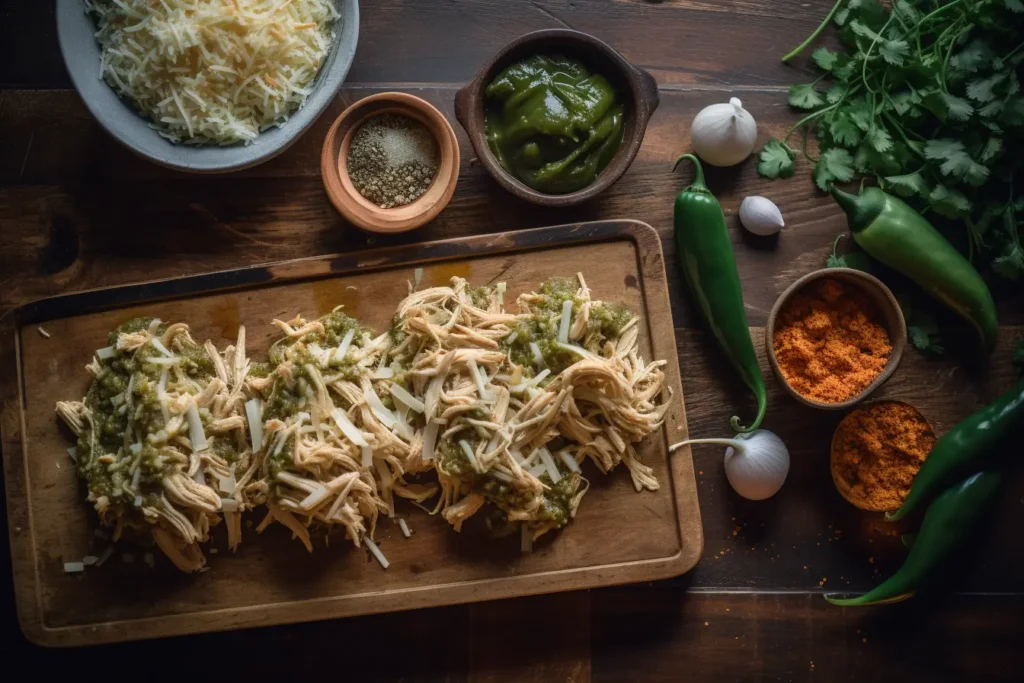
[321, 92, 460, 233]
[765, 268, 907, 410]
[454, 28, 659, 207]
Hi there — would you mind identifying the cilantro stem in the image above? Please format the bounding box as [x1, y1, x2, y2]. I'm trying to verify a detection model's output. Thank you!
[862, 13, 897, 94]
[882, 112, 925, 158]
[782, 103, 840, 144]
[781, 0, 845, 63]
[939, 20, 969, 92]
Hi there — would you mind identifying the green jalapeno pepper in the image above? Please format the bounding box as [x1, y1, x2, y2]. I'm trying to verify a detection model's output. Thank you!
[887, 377, 1024, 522]
[673, 154, 766, 432]
[826, 470, 1002, 607]
[830, 186, 999, 354]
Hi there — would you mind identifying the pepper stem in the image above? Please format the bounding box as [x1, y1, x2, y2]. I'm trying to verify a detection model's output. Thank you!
[672, 153, 707, 190]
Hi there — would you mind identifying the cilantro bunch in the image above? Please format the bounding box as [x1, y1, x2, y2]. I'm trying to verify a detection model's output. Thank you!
[759, 0, 1024, 281]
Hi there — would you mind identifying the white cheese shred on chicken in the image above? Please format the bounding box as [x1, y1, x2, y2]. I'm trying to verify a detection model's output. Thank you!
[85, 0, 340, 145]
[364, 536, 389, 569]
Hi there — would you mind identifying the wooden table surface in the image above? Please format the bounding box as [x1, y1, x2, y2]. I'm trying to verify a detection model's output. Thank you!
[1, 1, 1021, 680]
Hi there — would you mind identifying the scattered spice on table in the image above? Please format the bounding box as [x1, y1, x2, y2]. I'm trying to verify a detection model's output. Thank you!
[831, 401, 936, 512]
[347, 113, 438, 209]
[772, 278, 891, 403]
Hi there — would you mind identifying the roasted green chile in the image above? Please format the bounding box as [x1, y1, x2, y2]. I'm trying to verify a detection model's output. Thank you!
[887, 377, 1024, 521]
[484, 55, 624, 194]
[830, 186, 999, 354]
[673, 154, 766, 432]
[826, 471, 1002, 607]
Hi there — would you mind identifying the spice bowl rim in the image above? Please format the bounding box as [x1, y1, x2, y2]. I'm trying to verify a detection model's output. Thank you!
[321, 91, 460, 233]
[453, 28, 660, 207]
[765, 267, 907, 411]
[829, 398, 935, 511]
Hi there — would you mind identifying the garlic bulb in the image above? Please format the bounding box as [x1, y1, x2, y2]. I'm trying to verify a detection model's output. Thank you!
[739, 196, 785, 236]
[670, 429, 789, 500]
[690, 97, 758, 167]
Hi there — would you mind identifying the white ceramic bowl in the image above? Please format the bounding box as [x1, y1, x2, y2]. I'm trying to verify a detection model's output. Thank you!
[56, 0, 360, 173]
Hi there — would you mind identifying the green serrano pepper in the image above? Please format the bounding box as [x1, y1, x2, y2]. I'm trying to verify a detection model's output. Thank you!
[887, 377, 1024, 521]
[830, 186, 998, 354]
[673, 154, 766, 432]
[826, 471, 1002, 607]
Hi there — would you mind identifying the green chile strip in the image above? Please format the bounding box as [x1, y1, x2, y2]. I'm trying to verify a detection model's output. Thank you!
[827, 471, 1002, 607]
[830, 186, 999, 354]
[672, 154, 767, 432]
[887, 377, 1024, 522]
[484, 55, 624, 194]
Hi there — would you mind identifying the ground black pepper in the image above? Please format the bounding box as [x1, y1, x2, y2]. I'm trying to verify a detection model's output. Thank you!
[347, 113, 439, 209]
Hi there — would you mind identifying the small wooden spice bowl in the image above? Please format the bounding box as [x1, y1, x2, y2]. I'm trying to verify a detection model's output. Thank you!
[454, 28, 659, 207]
[765, 268, 907, 411]
[321, 92, 460, 233]
[830, 400, 936, 511]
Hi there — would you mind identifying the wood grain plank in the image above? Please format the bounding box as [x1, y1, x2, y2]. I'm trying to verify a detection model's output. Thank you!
[591, 588, 1024, 683]
[469, 592, 590, 683]
[0, 1, 839, 89]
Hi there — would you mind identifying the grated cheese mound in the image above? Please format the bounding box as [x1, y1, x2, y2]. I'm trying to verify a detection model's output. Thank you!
[86, 0, 340, 145]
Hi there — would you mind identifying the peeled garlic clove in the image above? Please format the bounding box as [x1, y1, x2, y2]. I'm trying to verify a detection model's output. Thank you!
[739, 196, 785, 236]
[690, 97, 759, 167]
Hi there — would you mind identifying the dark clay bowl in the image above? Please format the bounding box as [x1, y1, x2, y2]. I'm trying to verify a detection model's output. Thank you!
[454, 29, 659, 207]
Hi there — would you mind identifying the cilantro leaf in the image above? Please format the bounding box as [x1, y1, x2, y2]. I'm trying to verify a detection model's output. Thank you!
[757, 138, 795, 179]
[789, 83, 825, 110]
[866, 126, 893, 153]
[993, 242, 1024, 280]
[929, 184, 972, 218]
[849, 20, 881, 42]
[812, 47, 839, 72]
[894, 0, 921, 22]
[967, 73, 1007, 103]
[1006, 0, 1024, 13]
[924, 139, 990, 186]
[825, 83, 847, 104]
[980, 137, 1003, 163]
[1013, 340, 1024, 380]
[847, 98, 874, 131]
[950, 40, 995, 74]
[813, 149, 855, 191]
[882, 172, 930, 198]
[900, 296, 945, 356]
[829, 116, 861, 146]
[880, 39, 910, 66]
[941, 92, 974, 121]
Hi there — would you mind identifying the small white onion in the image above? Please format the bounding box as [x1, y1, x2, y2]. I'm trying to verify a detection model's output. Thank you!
[739, 196, 785, 236]
[670, 429, 789, 500]
[690, 97, 758, 167]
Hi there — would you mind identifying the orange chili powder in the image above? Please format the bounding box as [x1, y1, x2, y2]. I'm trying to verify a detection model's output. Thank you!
[831, 401, 936, 511]
[772, 278, 892, 403]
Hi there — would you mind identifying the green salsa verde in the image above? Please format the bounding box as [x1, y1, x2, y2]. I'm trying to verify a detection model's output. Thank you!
[484, 55, 624, 194]
[501, 277, 636, 375]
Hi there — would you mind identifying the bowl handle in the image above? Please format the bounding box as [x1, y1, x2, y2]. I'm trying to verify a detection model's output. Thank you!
[633, 66, 660, 120]
[454, 85, 474, 129]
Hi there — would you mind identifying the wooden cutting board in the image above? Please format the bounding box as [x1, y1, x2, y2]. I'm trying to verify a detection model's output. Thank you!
[0, 219, 701, 646]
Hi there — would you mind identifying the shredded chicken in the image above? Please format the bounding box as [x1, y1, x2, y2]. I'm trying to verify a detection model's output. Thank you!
[245, 309, 402, 550]
[384, 273, 671, 541]
[56, 274, 671, 568]
[55, 319, 253, 572]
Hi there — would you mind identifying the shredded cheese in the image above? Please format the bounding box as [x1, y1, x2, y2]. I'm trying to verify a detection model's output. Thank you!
[364, 536, 389, 569]
[245, 398, 264, 451]
[86, 0, 340, 145]
[389, 384, 425, 413]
